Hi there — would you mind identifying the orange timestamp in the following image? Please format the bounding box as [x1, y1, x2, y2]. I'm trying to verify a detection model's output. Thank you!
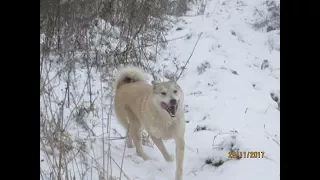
[228, 151, 265, 159]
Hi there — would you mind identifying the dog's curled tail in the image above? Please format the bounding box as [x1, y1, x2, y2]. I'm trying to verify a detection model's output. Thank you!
[115, 66, 148, 89]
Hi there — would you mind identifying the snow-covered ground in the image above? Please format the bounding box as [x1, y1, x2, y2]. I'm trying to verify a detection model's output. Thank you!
[40, 0, 280, 179]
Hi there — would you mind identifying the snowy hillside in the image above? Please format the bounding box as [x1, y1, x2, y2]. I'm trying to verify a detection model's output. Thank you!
[40, 0, 280, 179]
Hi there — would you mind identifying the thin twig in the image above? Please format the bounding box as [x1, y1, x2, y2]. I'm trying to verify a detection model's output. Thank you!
[100, 71, 106, 179]
[176, 32, 203, 81]
[119, 125, 129, 180]
[106, 97, 114, 179]
[272, 139, 280, 146]
[254, 6, 266, 21]
[136, 34, 189, 49]
[40, 166, 46, 180]
[264, 104, 271, 114]
[110, 157, 131, 180]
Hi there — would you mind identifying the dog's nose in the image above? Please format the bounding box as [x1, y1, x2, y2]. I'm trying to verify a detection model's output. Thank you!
[170, 99, 177, 105]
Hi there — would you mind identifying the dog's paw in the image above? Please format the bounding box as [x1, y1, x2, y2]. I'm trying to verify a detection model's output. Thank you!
[127, 144, 134, 148]
[126, 137, 134, 148]
[137, 152, 151, 161]
[142, 155, 151, 161]
[165, 154, 174, 162]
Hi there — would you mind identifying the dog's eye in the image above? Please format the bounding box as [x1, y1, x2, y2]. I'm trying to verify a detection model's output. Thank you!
[161, 92, 166, 95]
[173, 90, 177, 94]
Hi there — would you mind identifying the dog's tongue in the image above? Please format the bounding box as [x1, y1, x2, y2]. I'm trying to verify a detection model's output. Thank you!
[161, 103, 169, 110]
[161, 103, 178, 116]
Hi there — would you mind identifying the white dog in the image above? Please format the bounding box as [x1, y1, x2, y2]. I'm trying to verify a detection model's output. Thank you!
[114, 66, 185, 180]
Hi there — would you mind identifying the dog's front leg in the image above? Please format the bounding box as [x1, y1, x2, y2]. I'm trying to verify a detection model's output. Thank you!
[151, 136, 173, 161]
[174, 137, 185, 180]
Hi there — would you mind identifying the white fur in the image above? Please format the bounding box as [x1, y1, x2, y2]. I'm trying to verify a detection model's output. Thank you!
[114, 66, 185, 180]
[115, 66, 148, 89]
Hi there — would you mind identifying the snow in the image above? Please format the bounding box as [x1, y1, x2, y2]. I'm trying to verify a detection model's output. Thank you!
[40, 0, 280, 179]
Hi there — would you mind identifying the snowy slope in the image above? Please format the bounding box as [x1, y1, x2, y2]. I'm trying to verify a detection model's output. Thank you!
[40, 0, 280, 179]
[106, 0, 280, 179]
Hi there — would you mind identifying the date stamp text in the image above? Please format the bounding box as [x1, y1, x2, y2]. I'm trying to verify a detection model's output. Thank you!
[228, 151, 265, 159]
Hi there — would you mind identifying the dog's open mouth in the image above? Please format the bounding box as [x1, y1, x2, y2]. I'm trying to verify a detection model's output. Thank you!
[161, 102, 178, 117]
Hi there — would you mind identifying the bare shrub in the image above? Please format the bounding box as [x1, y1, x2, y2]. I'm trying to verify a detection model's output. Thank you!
[266, 30, 280, 51]
[40, 0, 191, 74]
[270, 90, 280, 110]
[40, 0, 193, 179]
[252, 0, 280, 32]
[197, 61, 211, 75]
[261, 59, 269, 70]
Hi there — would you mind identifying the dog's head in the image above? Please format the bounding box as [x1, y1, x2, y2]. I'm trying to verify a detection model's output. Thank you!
[151, 81, 184, 118]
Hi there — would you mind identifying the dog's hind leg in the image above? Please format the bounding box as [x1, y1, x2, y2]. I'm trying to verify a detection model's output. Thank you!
[151, 136, 173, 162]
[126, 110, 150, 160]
[114, 106, 134, 148]
[126, 136, 134, 148]
[130, 126, 150, 160]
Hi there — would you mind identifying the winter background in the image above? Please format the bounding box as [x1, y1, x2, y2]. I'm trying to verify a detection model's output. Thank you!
[40, 0, 280, 179]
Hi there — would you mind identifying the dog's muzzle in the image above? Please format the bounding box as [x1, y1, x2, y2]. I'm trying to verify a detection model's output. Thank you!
[161, 102, 178, 117]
